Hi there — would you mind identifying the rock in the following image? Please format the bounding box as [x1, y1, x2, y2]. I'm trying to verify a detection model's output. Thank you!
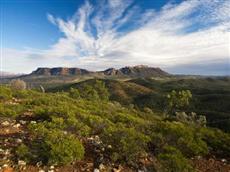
[48, 170, 54, 172]
[107, 145, 112, 149]
[112, 168, 121, 172]
[138, 170, 145, 172]
[4, 149, 10, 155]
[93, 168, 100, 172]
[18, 160, 26, 166]
[2, 121, 10, 126]
[39, 170, 45, 172]
[36, 161, 42, 167]
[16, 138, 23, 143]
[13, 123, 21, 128]
[19, 120, 27, 125]
[196, 155, 202, 160]
[221, 159, 227, 163]
[30, 121, 37, 124]
[2, 164, 8, 168]
[99, 164, 105, 170]
[50, 165, 55, 169]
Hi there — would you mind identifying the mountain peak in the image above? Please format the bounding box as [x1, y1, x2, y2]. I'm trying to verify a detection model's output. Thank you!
[30, 66, 169, 78]
[31, 67, 91, 76]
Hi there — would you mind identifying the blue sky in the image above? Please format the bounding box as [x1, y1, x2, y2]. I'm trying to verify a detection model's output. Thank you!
[1, 0, 229, 75]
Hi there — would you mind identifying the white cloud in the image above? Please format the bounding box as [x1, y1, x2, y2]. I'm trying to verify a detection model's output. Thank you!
[2, 0, 230, 74]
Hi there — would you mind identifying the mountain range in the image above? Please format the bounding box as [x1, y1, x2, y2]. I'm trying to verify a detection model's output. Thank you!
[30, 65, 169, 77]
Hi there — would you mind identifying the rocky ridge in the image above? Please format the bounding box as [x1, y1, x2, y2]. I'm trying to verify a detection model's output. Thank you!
[30, 65, 169, 77]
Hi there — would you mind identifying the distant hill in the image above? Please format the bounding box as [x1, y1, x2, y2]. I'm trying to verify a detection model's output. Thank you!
[0, 71, 21, 78]
[30, 65, 169, 77]
[2, 65, 169, 87]
[31, 67, 91, 76]
[102, 65, 169, 77]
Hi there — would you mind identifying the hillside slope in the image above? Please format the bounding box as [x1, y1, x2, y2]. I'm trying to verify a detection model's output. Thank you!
[0, 84, 230, 171]
[48, 77, 230, 132]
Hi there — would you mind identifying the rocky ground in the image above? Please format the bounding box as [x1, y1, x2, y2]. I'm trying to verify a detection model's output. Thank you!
[0, 114, 230, 172]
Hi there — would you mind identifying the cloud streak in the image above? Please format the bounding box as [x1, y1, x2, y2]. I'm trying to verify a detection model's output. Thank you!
[3, 0, 230, 74]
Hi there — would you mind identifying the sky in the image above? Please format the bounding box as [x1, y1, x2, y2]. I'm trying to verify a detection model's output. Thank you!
[0, 0, 230, 75]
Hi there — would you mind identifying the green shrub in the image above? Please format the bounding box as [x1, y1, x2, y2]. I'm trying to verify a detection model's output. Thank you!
[28, 124, 85, 165]
[0, 86, 12, 100]
[167, 90, 192, 114]
[101, 125, 150, 164]
[44, 129, 84, 165]
[152, 121, 208, 157]
[0, 103, 25, 117]
[201, 127, 230, 156]
[16, 144, 31, 162]
[158, 146, 194, 172]
[69, 88, 81, 99]
[94, 80, 110, 101]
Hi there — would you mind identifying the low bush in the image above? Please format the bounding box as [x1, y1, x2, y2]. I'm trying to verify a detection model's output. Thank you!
[201, 127, 230, 157]
[101, 125, 150, 164]
[27, 124, 85, 165]
[0, 86, 12, 100]
[16, 144, 31, 162]
[152, 121, 208, 157]
[158, 146, 194, 172]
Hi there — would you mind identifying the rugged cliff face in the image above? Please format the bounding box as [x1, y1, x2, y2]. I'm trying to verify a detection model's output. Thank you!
[31, 65, 169, 77]
[31, 67, 91, 76]
[102, 65, 169, 77]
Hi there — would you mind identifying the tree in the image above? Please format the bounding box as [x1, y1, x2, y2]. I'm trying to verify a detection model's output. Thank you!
[10, 79, 26, 90]
[158, 146, 194, 172]
[94, 80, 110, 101]
[166, 90, 192, 115]
[69, 88, 81, 99]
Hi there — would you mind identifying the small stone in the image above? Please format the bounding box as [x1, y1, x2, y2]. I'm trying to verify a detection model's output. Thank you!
[30, 121, 37, 124]
[4, 149, 10, 155]
[93, 169, 100, 172]
[18, 160, 26, 166]
[2, 164, 8, 168]
[2, 121, 10, 126]
[221, 159, 227, 163]
[13, 123, 21, 128]
[107, 145, 112, 149]
[36, 161, 42, 167]
[196, 155, 201, 160]
[19, 120, 27, 125]
[16, 138, 23, 143]
[48, 170, 54, 172]
[39, 170, 45, 172]
[138, 170, 145, 172]
[99, 164, 105, 170]
[112, 168, 121, 172]
[50, 165, 55, 169]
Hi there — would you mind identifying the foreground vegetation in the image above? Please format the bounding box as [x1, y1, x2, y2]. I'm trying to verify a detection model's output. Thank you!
[0, 79, 230, 171]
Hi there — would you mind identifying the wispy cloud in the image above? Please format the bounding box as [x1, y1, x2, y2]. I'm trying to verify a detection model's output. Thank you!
[3, 0, 230, 74]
